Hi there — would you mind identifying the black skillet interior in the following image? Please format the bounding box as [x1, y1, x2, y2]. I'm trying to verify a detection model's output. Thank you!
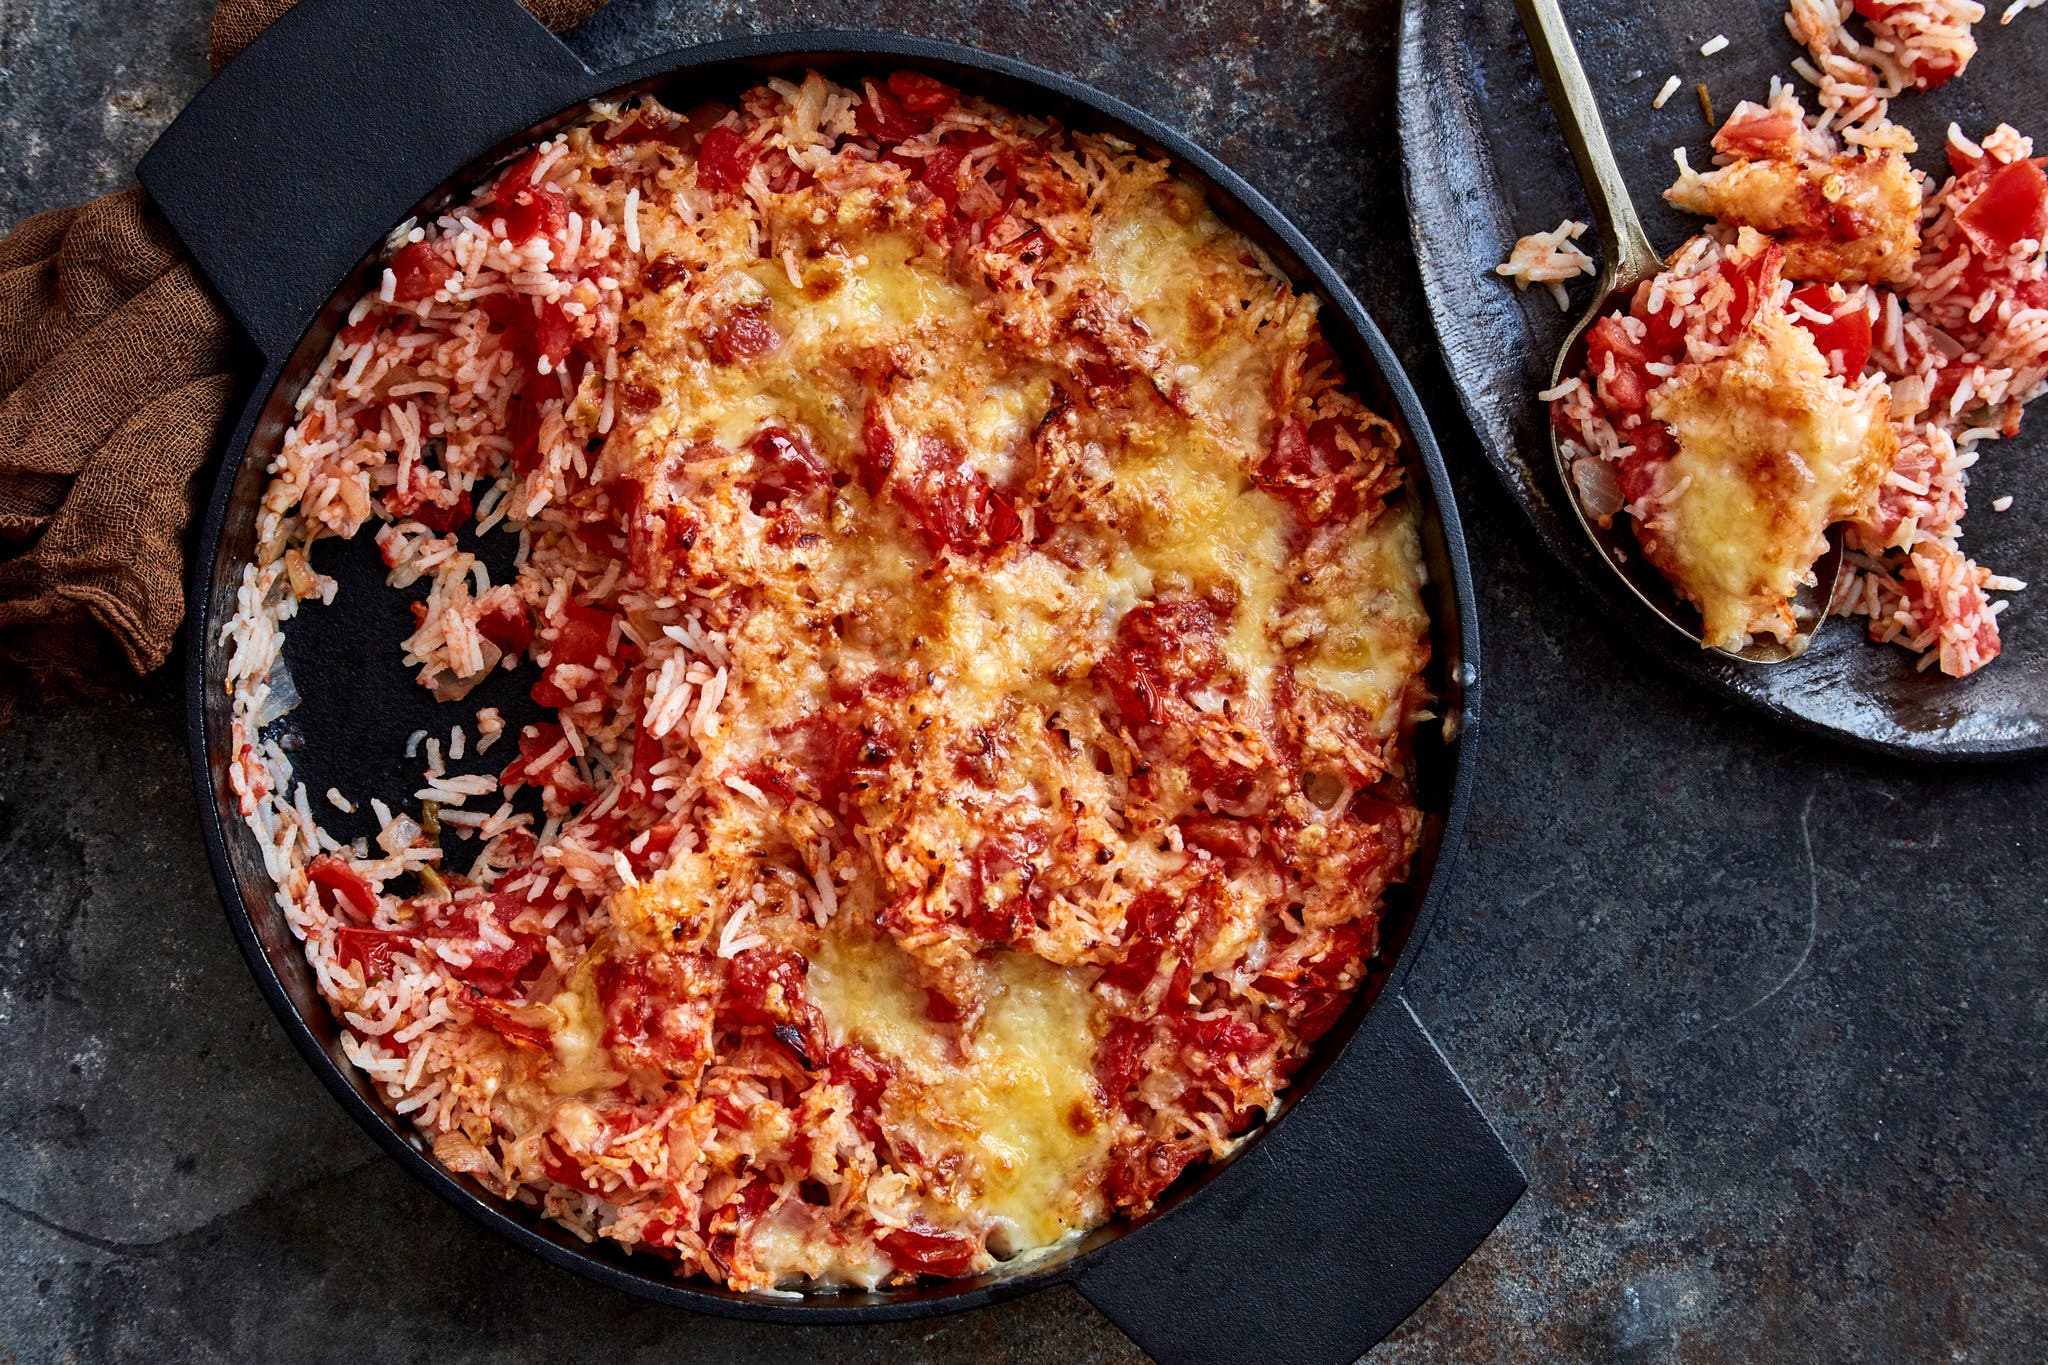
[144, 2, 1523, 1359]
[1399, 0, 2048, 761]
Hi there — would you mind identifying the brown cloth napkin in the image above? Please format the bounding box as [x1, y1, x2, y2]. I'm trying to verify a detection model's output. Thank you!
[0, 0, 610, 718]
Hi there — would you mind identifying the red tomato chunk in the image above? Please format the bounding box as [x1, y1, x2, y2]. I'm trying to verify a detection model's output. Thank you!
[1789, 285, 1873, 378]
[879, 1224, 979, 1278]
[1957, 159, 2048, 257]
[308, 855, 380, 922]
[696, 126, 757, 193]
[389, 241, 455, 303]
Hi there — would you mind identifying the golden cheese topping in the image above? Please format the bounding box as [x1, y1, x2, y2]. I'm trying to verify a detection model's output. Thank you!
[1666, 145, 1923, 285]
[1647, 308, 1894, 649]
[807, 934, 1112, 1254]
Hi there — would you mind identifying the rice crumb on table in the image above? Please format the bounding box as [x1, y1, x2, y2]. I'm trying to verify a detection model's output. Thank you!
[1496, 219, 1597, 310]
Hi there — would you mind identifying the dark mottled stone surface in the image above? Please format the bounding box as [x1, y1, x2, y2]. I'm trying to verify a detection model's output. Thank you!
[2, 0, 2043, 1360]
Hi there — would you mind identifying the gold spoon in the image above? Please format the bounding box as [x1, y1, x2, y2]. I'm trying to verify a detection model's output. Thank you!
[1515, 0, 1841, 664]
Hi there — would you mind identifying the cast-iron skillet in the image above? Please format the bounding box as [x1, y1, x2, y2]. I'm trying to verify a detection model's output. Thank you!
[143, 2, 1524, 1360]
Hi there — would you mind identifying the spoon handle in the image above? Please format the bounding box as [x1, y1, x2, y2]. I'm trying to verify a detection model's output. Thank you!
[1513, 0, 1664, 287]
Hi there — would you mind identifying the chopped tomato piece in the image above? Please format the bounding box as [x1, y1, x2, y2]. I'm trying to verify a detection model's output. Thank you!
[1584, 312, 1684, 413]
[918, 143, 971, 208]
[532, 300, 577, 365]
[481, 294, 577, 368]
[1097, 597, 1224, 730]
[335, 925, 415, 977]
[1718, 244, 1782, 336]
[476, 598, 531, 654]
[423, 904, 544, 997]
[1252, 416, 1372, 522]
[1612, 421, 1677, 506]
[599, 952, 716, 1077]
[893, 435, 1021, 556]
[1956, 158, 2048, 256]
[966, 838, 1044, 945]
[541, 1143, 605, 1195]
[922, 987, 968, 1024]
[464, 990, 553, 1049]
[532, 601, 610, 703]
[886, 71, 958, 117]
[857, 397, 899, 493]
[854, 80, 934, 144]
[627, 711, 666, 804]
[307, 855, 380, 922]
[1101, 882, 1215, 1011]
[501, 721, 567, 788]
[504, 375, 547, 476]
[411, 490, 472, 534]
[828, 1042, 895, 1109]
[1789, 285, 1873, 378]
[746, 426, 831, 510]
[1712, 110, 1802, 162]
[545, 602, 614, 670]
[528, 675, 572, 714]
[490, 150, 569, 242]
[695, 125, 757, 193]
[705, 304, 780, 363]
[828, 1042, 894, 1143]
[627, 820, 680, 876]
[723, 946, 826, 1060]
[880, 1224, 979, 1278]
[389, 241, 456, 303]
[1178, 814, 1260, 865]
[1631, 288, 1688, 356]
[1257, 920, 1370, 1045]
[1107, 1139, 1199, 1209]
[1098, 890, 1182, 994]
[1095, 1017, 1150, 1109]
[750, 709, 895, 809]
[1174, 1012, 1271, 1055]
[1850, 1, 1964, 86]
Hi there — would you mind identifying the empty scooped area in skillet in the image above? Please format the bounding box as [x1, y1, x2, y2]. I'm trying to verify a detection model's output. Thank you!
[196, 46, 1479, 1312]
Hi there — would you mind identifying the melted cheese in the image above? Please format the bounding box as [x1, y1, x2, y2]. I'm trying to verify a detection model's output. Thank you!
[545, 951, 627, 1096]
[1112, 428, 1294, 709]
[590, 108, 1428, 1275]
[1093, 178, 1284, 448]
[1650, 309, 1893, 649]
[1664, 148, 1923, 285]
[808, 935, 1112, 1253]
[1297, 511, 1430, 729]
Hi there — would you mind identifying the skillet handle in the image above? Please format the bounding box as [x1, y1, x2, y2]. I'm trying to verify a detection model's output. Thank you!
[136, 0, 594, 362]
[1076, 995, 1523, 1365]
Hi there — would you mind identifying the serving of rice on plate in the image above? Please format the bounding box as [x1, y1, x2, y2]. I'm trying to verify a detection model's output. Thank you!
[1535, 0, 2047, 676]
[221, 70, 1436, 1291]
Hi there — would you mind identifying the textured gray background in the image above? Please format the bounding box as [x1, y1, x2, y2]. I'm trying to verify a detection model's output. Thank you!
[1, 0, 2043, 1360]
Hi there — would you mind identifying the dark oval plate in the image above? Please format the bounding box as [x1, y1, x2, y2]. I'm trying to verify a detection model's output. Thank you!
[1398, 0, 2048, 760]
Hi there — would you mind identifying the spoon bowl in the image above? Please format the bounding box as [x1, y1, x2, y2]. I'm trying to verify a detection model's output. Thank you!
[1515, 0, 1843, 664]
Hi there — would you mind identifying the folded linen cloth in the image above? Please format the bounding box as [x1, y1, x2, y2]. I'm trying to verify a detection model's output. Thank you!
[0, 0, 611, 717]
